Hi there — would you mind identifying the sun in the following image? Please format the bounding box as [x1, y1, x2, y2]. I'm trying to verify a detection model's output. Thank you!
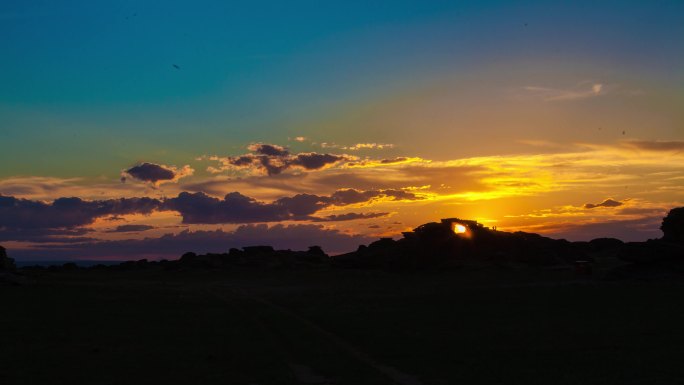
[453, 224, 467, 234]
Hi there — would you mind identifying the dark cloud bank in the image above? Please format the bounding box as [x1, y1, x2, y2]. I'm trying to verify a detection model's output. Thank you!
[106, 225, 155, 233]
[165, 188, 419, 224]
[0, 188, 421, 257]
[0, 188, 418, 233]
[0, 195, 160, 232]
[12, 225, 374, 260]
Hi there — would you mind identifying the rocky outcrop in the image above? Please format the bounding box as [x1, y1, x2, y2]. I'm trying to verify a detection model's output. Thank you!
[173, 245, 329, 270]
[333, 218, 587, 270]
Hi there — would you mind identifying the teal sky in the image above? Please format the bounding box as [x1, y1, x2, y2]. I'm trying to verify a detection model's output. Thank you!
[2, 0, 682, 178]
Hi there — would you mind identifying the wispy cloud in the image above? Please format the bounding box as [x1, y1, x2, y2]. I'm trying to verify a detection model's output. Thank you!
[343, 143, 395, 150]
[321, 142, 395, 150]
[622, 140, 684, 152]
[523, 82, 605, 101]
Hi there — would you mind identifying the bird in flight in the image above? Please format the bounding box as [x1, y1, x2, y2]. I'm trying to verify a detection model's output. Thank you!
[172, 64, 180, 70]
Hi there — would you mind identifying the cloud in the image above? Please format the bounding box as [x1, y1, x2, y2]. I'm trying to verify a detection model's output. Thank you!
[0, 195, 162, 230]
[622, 140, 684, 152]
[121, 163, 194, 186]
[188, 162, 483, 199]
[584, 198, 625, 209]
[206, 143, 357, 176]
[346, 157, 426, 168]
[11, 224, 375, 260]
[523, 82, 605, 101]
[164, 188, 422, 225]
[291, 153, 350, 170]
[5, 138, 682, 248]
[0, 227, 95, 243]
[0, 186, 420, 244]
[164, 192, 290, 224]
[343, 143, 395, 150]
[247, 143, 289, 156]
[106, 225, 155, 233]
[0, 175, 172, 201]
[275, 193, 330, 216]
[319, 142, 394, 151]
[328, 188, 422, 205]
[311, 212, 389, 222]
[521, 216, 664, 242]
[0, 177, 84, 198]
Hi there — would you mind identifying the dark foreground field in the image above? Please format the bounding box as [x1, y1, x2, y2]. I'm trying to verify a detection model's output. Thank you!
[2, 268, 684, 385]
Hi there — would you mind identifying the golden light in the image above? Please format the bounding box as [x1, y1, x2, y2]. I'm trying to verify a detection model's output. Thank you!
[453, 224, 467, 234]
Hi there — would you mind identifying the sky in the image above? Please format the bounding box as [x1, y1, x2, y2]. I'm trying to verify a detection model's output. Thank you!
[1, 0, 683, 260]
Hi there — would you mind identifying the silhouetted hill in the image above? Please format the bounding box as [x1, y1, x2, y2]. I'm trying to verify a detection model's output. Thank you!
[332, 218, 588, 270]
[21, 245, 330, 272]
[175, 245, 328, 269]
[333, 208, 684, 273]
[7, 207, 684, 278]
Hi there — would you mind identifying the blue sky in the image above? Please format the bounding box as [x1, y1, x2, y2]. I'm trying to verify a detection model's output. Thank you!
[2, 1, 681, 177]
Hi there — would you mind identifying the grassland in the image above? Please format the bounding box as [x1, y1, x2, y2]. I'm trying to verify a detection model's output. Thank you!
[2, 267, 683, 384]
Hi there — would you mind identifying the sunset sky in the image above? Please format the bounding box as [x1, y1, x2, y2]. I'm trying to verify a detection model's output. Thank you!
[1, 1, 683, 260]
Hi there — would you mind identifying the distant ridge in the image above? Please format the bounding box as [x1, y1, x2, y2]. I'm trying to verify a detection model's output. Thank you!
[14, 260, 122, 268]
[2, 208, 683, 279]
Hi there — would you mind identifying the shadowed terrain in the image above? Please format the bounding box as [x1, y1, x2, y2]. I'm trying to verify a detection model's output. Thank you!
[3, 268, 684, 385]
[2, 209, 684, 384]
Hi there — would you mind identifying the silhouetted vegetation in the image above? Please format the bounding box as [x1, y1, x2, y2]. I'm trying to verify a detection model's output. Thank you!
[0, 245, 15, 271]
[661, 207, 684, 243]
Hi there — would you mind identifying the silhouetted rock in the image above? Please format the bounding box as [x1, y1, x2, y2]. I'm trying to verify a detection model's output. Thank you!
[618, 240, 684, 264]
[172, 245, 329, 270]
[242, 246, 275, 254]
[333, 218, 584, 270]
[62, 262, 78, 270]
[0, 245, 16, 271]
[307, 245, 325, 256]
[180, 252, 197, 262]
[661, 207, 684, 243]
[589, 238, 624, 252]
